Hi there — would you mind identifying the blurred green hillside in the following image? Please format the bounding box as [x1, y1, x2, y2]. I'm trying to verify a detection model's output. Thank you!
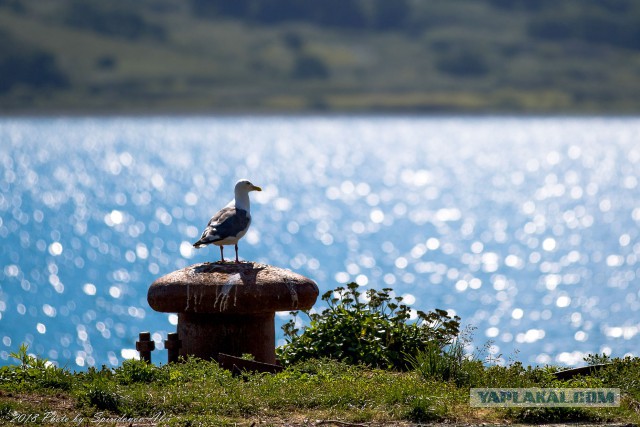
[1, 0, 640, 113]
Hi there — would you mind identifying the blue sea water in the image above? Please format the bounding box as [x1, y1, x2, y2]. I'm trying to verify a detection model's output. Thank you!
[0, 116, 639, 369]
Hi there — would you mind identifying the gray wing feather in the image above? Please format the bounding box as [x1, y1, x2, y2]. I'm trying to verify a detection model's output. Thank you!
[193, 207, 250, 247]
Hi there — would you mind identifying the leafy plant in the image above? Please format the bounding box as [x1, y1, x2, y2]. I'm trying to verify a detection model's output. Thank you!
[277, 282, 460, 369]
[407, 339, 471, 385]
[404, 395, 439, 423]
[584, 352, 612, 366]
[0, 344, 72, 391]
[115, 359, 168, 385]
[10, 343, 48, 370]
[588, 355, 640, 398]
[80, 377, 121, 412]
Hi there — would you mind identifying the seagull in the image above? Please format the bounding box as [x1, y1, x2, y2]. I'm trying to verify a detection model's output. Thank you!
[192, 179, 262, 263]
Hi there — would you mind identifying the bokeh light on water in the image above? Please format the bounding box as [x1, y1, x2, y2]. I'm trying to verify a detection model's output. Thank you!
[1, 116, 639, 368]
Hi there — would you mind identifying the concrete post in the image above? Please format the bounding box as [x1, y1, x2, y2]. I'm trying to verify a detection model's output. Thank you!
[135, 331, 155, 363]
[164, 332, 182, 364]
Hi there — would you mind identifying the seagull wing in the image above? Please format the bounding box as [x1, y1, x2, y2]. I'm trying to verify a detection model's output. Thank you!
[193, 207, 250, 247]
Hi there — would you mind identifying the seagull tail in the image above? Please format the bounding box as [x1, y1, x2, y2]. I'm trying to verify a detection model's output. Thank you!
[192, 239, 207, 248]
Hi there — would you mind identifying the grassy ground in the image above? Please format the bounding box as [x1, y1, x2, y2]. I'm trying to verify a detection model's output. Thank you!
[1, 351, 639, 426]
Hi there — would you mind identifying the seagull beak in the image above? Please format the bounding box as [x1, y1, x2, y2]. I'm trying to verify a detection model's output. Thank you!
[252, 185, 262, 192]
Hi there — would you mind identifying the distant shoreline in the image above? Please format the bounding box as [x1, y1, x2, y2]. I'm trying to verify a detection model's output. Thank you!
[3, 1, 640, 119]
[2, 109, 640, 119]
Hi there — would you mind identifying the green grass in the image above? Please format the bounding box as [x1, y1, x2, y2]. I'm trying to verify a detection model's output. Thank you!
[1, 346, 639, 426]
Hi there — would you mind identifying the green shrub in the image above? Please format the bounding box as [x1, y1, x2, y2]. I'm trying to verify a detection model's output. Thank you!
[0, 35, 68, 94]
[508, 405, 610, 424]
[0, 401, 14, 418]
[63, 1, 166, 41]
[588, 355, 640, 399]
[584, 352, 611, 366]
[115, 359, 168, 385]
[406, 339, 482, 386]
[481, 362, 557, 388]
[436, 49, 489, 78]
[277, 282, 460, 369]
[291, 54, 330, 80]
[404, 395, 439, 423]
[80, 377, 121, 412]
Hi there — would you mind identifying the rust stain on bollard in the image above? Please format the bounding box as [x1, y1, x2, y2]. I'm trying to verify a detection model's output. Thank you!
[147, 262, 318, 364]
[136, 331, 155, 363]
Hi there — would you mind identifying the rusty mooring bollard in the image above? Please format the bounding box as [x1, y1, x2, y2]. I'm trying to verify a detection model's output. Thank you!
[165, 332, 182, 364]
[147, 262, 318, 364]
[135, 331, 155, 363]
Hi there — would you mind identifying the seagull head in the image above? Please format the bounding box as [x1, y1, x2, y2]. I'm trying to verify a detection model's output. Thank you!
[235, 179, 262, 194]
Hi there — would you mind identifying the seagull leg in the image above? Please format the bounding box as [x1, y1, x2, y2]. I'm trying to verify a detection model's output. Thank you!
[235, 244, 240, 263]
[219, 246, 225, 263]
